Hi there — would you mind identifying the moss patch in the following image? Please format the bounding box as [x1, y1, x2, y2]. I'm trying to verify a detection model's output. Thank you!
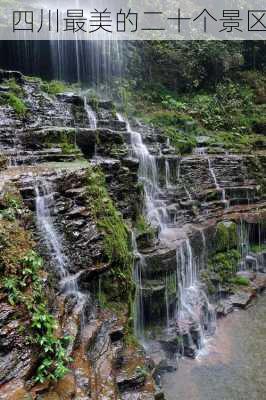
[86, 165, 133, 301]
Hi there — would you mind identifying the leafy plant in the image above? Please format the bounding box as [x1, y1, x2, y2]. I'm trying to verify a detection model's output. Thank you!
[1, 247, 72, 383]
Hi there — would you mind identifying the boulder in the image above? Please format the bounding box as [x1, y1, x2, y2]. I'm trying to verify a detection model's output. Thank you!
[230, 291, 255, 308]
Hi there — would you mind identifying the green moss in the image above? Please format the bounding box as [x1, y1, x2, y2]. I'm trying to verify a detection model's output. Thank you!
[231, 276, 250, 286]
[0, 79, 27, 116]
[6, 93, 27, 116]
[86, 166, 133, 290]
[41, 80, 67, 95]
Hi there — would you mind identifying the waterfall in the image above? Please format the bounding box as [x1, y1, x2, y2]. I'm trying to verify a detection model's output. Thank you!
[35, 179, 86, 317]
[208, 157, 219, 190]
[176, 239, 216, 352]
[132, 232, 145, 340]
[165, 160, 171, 189]
[84, 96, 97, 129]
[207, 157, 229, 206]
[127, 120, 168, 232]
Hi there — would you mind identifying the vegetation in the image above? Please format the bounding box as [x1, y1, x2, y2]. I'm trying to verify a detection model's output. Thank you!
[207, 249, 241, 287]
[86, 165, 133, 298]
[0, 78, 27, 116]
[250, 243, 266, 253]
[0, 193, 71, 383]
[40, 80, 71, 95]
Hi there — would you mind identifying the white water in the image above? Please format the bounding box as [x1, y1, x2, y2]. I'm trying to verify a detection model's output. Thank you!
[84, 97, 97, 129]
[119, 114, 215, 349]
[176, 238, 216, 351]
[35, 179, 86, 316]
[132, 232, 146, 339]
[126, 119, 168, 232]
[165, 160, 172, 189]
[207, 157, 229, 207]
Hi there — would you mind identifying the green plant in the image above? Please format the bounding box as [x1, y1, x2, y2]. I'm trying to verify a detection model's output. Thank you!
[0, 207, 16, 221]
[3, 276, 21, 305]
[4, 78, 24, 97]
[231, 276, 250, 286]
[7, 93, 27, 116]
[2, 248, 71, 383]
[135, 215, 154, 237]
[41, 80, 70, 96]
[86, 166, 133, 301]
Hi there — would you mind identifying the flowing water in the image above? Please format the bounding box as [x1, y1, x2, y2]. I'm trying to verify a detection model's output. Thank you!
[35, 179, 86, 318]
[121, 116, 215, 346]
[127, 120, 168, 232]
[162, 294, 266, 400]
[176, 239, 216, 350]
[84, 96, 97, 129]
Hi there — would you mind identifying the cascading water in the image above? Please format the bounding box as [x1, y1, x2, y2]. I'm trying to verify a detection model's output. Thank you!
[127, 120, 168, 232]
[207, 157, 229, 207]
[176, 239, 216, 352]
[84, 96, 97, 129]
[132, 232, 146, 340]
[165, 159, 172, 189]
[122, 115, 216, 351]
[35, 179, 86, 318]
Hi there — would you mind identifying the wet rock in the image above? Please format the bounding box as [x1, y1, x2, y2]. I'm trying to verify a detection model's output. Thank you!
[252, 273, 266, 292]
[216, 299, 234, 317]
[57, 93, 84, 106]
[0, 69, 23, 83]
[109, 326, 124, 342]
[116, 370, 146, 393]
[230, 291, 255, 308]
[0, 303, 35, 385]
[236, 271, 256, 281]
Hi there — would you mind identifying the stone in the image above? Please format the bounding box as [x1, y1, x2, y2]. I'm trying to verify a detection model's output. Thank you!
[55, 373, 76, 399]
[57, 93, 84, 106]
[252, 274, 266, 292]
[216, 299, 234, 317]
[0, 69, 23, 83]
[109, 326, 124, 342]
[230, 291, 255, 308]
[155, 391, 166, 400]
[116, 370, 146, 392]
[236, 271, 256, 281]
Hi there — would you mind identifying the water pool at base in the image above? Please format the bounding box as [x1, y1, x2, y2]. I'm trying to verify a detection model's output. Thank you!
[162, 294, 266, 400]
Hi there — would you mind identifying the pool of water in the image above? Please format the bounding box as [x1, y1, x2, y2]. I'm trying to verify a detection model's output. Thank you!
[162, 294, 266, 400]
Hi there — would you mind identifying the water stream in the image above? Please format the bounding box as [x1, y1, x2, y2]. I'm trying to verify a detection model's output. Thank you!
[120, 116, 215, 348]
[35, 179, 86, 319]
[84, 96, 97, 129]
